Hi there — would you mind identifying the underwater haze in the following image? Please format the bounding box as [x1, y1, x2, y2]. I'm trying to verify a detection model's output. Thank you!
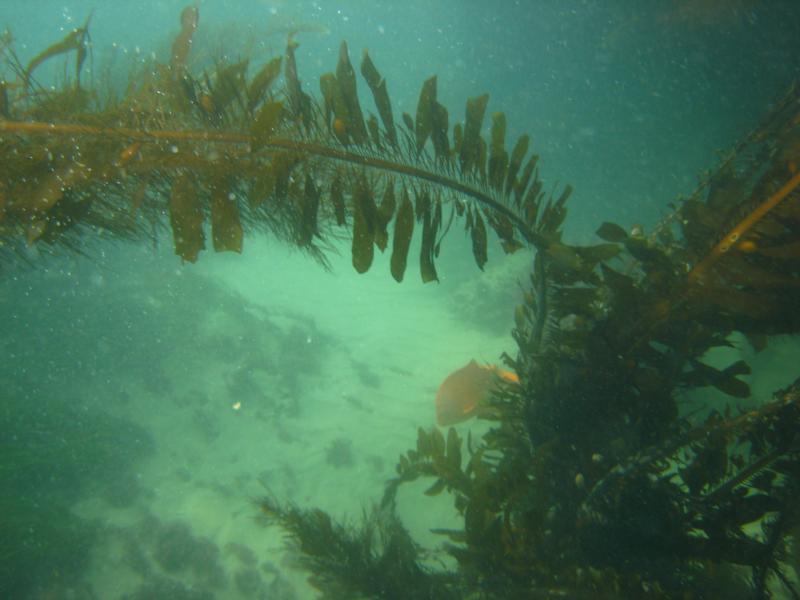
[2, 1, 800, 598]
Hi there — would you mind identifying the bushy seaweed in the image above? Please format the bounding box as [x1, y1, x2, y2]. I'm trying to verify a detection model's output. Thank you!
[257, 496, 461, 600]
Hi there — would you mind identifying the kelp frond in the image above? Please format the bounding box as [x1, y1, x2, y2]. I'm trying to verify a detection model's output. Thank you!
[0, 5, 574, 281]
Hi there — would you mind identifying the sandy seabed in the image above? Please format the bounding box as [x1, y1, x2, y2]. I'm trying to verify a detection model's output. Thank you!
[62, 236, 519, 599]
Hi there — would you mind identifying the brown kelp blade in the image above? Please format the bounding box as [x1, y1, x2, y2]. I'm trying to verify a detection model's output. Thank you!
[170, 6, 198, 75]
[25, 13, 92, 86]
[210, 175, 243, 253]
[361, 49, 397, 147]
[351, 177, 377, 273]
[248, 56, 282, 112]
[470, 209, 488, 270]
[169, 172, 205, 262]
[390, 188, 414, 282]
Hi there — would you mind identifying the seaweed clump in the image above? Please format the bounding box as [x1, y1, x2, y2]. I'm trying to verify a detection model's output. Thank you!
[261, 87, 800, 598]
[257, 496, 460, 600]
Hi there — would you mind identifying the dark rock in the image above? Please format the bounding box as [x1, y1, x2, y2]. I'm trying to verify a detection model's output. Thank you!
[102, 471, 143, 508]
[234, 567, 265, 597]
[225, 541, 257, 566]
[325, 437, 355, 468]
[153, 522, 196, 573]
[151, 521, 226, 589]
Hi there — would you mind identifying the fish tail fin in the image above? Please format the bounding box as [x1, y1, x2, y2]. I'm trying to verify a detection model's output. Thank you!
[492, 366, 520, 384]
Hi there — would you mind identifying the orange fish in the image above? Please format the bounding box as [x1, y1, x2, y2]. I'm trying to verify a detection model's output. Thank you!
[435, 360, 519, 426]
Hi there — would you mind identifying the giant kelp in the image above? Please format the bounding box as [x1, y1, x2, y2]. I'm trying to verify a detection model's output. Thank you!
[3, 7, 800, 600]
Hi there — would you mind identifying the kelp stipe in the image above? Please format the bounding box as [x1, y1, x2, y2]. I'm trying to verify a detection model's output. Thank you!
[687, 169, 800, 285]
